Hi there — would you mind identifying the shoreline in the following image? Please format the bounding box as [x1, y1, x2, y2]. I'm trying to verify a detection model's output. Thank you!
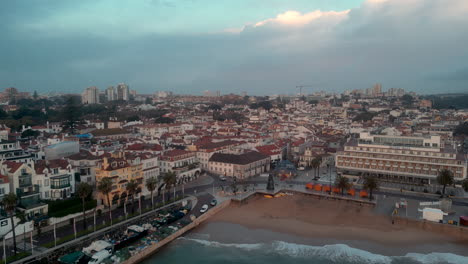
[197, 194, 468, 256]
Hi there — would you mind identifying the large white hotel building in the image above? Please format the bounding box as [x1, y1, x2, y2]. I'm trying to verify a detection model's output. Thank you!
[336, 133, 467, 184]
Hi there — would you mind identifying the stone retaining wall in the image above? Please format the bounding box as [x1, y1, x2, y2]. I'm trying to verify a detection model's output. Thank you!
[393, 216, 468, 240]
[122, 199, 232, 264]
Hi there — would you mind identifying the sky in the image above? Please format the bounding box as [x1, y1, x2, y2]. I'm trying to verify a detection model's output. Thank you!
[1, 0, 467, 95]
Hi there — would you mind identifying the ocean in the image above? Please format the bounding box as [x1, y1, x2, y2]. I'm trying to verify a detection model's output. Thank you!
[142, 222, 468, 264]
[143, 237, 468, 264]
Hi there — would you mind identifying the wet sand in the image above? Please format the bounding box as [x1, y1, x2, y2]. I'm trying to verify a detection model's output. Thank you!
[195, 194, 468, 256]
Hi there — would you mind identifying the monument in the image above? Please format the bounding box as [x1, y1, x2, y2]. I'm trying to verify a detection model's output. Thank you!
[267, 174, 275, 191]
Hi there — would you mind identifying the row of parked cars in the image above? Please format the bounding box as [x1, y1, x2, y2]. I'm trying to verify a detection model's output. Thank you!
[200, 199, 217, 213]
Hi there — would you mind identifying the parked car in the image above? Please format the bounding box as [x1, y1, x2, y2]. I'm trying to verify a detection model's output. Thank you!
[298, 167, 305, 171]
[220, 176, 227, 181]
[210, 199, 217, 206]
[200, 204, 209, 213]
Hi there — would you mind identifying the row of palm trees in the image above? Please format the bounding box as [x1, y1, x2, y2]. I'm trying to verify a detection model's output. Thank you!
[96, 171, 178, 226]
[333, 168, 456, 200]
[0, 171, 178, 256]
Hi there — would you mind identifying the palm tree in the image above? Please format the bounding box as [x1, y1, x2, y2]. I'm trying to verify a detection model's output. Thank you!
[363, 175, 379, 201]
[311, 157, 321, 177]
[97, 177, 113, 225]
[437, 169, 454, 197]
[163, 172, 177, 203]
[76, 182, 92, 230]
[145, 177, 158, 209]
[335, 175, 351, 195]
[3, 193, 18, 254]
[126, 179, 138, 214]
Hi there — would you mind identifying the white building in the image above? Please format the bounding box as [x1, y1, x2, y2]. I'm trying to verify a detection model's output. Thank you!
[81, 86, 100, 104]
[336, 132, 467, 184]
[34, 159, 75, 200]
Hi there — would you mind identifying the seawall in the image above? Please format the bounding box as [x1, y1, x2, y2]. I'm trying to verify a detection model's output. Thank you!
[122, 199, 232, 264]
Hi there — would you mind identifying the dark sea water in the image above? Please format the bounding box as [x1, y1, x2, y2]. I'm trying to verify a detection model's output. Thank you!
[142, 237, 468, 264]
[142, 222, 468, 264]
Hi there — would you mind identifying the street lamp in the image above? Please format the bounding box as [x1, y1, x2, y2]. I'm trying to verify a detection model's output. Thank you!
[328, 163, 331, 194]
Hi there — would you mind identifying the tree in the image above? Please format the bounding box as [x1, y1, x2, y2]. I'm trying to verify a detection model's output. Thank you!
[454, 122, 468, 136]
[145, 97, 153, 104]
[126, 179, 138, 214]
[462, 179, 468, 192]
[145, 177, 158, 209]
[33, 90, 39, 100]
[436, 169, 454, 196]
[3, 193, 18, 254]
[363, 175, 379, 201]
[163, 172, 177, 203]
[401, 94, 414, 106]
[21, 129, 40, 138]
[76, 182, 92, 230]
[311, 157, 322, 177]
[335, 176, 351, 195]
[62, 96, 82, 134]
[97, 178, 113, 224]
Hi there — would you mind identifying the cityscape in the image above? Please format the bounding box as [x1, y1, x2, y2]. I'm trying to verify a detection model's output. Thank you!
[1, 0, 468, 264]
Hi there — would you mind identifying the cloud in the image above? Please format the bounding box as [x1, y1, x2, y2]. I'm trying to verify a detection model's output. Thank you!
[254, 10, 350, 27]
[1, 0, 467, 95]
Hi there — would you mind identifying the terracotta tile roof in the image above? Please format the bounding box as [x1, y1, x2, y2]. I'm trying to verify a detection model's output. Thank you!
[209, 151, 269, 165]
[34, 159, 70, 174]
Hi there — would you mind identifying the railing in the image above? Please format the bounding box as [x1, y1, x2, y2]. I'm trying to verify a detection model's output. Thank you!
[51, 183, 71, 189]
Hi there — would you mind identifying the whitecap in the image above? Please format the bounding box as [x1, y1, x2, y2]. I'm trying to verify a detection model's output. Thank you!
[405, 252, 468, 264]
[272, 241, 392, 264]
[179, 237, 263, 251]
[178, 238, 468, 264]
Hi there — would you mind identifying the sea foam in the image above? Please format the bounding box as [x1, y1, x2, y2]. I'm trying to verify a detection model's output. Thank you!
[181, 237, 468, 264]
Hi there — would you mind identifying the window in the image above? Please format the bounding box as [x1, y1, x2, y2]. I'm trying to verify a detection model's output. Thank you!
[0, 188, 4, 195]
[53, 168, 58, 174]
[44, 179, 49, 186]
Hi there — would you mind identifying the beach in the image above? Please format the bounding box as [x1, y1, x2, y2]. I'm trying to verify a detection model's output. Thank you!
[143, 194, 468, 263]
[199, 194, 468, 256]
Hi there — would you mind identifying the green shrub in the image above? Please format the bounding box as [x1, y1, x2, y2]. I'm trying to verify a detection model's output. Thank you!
[46, 197, 97, 218]
[0, 252, 31, 264]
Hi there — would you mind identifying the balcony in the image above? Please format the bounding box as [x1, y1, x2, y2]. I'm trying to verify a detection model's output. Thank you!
[51, 183, 71, 189]
[18, 173, 32, 188]
[16, 184, 40, 197]
[50, 175, 71, 189]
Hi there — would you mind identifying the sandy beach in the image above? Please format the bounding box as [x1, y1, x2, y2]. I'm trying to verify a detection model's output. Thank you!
[197, 194, 468, 256]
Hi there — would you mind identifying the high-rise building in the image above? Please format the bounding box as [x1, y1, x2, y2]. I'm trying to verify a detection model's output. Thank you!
[106, 86, 116, 101]
[117, 83, 129, 101]
[81, 86, 100, 104]
[336, 132, 467, 184]
[373, 83, 382, 95]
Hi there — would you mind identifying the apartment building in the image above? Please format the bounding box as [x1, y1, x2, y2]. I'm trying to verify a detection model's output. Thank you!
[159, 149, 200, 183]
[126, 152, 160, 196]
[0, 140, 34, 163]
[0, 161, 48, 221]
[81, 86, 100, 104]
[67, 150, 102, 184]
[196, 140, 241, 170]
[95, 153, 143, 207]
[34, 159, 75, 200]
[208, 151, 270, 179]
[336, 132, 467, 184]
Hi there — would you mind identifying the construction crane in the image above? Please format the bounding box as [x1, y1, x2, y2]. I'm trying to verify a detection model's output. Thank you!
[296, 85, 314, 96]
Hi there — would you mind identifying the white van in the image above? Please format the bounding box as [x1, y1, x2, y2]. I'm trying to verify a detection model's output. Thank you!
[88, 249, 111, 264]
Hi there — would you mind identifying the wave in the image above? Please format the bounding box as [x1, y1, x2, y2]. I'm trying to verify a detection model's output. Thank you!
[180, 237, 468, 264]
[405, 252, 468, 264]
